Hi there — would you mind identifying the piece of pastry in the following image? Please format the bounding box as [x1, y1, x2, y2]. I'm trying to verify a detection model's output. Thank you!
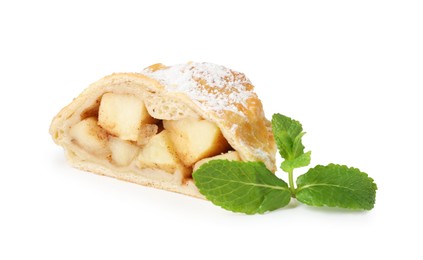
[50, 62, 276, 198]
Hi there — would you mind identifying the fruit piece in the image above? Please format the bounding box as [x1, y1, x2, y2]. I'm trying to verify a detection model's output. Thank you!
[108, 137, 140, 166]
[163, 118, 230, 166]
[69, 117, 109, 156]
[193, 151, 241, 172]
[98, 93, 156, 141]
[136, 130, 187, 174]
[137, 124, 159, 146]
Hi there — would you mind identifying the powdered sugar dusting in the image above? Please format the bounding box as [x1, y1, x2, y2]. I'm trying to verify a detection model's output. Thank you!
[141, 62, 254, 117]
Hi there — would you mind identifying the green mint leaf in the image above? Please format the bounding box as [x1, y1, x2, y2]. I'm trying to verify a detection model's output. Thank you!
[296, 164, 377, 210]
[281, 151, 312, 173]
[193, 160, 291, 214]
[271, 114, 311, 172]
[271, 113, 304, 159]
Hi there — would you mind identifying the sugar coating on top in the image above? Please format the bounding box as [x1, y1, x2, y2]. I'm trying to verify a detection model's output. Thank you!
[141, 62, 254, 117]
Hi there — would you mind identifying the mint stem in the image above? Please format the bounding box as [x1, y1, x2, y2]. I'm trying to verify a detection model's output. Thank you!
[288, 170, 296, 197]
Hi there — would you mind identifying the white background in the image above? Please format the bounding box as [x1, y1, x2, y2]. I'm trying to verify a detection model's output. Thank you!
[1, 0, 422, 259]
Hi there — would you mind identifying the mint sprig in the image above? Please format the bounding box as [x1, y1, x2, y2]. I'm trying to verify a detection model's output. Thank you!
[193, 113, 377, 214]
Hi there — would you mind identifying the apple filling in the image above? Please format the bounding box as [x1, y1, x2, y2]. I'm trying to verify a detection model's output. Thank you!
[69, 93, 240, 180]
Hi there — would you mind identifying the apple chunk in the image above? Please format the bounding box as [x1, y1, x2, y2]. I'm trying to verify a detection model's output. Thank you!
[98, 93, 156, 141]
[193, 151, 241, 172]
[163, 119, 230, 166]
[109, 137, 140, 166]
[69, 117, 109, 156]
[136, 130, 186, 174]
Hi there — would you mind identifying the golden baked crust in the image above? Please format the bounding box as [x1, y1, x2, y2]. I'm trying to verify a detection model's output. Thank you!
[50, 62, 276, 197]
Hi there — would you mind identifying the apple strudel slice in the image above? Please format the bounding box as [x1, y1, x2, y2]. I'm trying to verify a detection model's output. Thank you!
[50, 62, 276, 198]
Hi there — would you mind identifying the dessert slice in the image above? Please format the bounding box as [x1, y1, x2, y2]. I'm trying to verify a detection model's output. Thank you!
[50, 62, 276, 198]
